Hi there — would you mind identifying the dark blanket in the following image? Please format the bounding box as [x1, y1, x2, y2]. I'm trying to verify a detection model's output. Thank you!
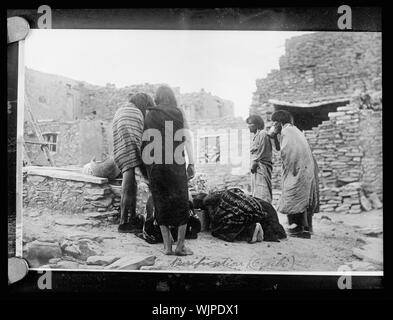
[204, 188, 286, 242]
[142, 104, 189, 227]
[139, 201, 201, 244]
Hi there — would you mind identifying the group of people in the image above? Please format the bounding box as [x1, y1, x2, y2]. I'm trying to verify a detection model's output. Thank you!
[246, 111, 320, 239]
[110, 85, 319, 258]
[112, 86, 196, 256]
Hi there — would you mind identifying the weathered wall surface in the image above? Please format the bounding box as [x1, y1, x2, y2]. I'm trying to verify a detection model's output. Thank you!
[247, 31, 383, 211]
[189, 117, 251, 191]
[24, 120, 114, 166]
[26, 68, 232, 123]
[23, 172, 150, 218]
[24, 121, 81, 166]
[268, 99, 383, 211]
[250, 32, 382, 117]
[180, 89, 234, 121]
[359, 109, 383, 197]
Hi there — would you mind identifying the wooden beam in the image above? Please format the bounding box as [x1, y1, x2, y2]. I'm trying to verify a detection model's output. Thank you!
[24, 140, 57, 146]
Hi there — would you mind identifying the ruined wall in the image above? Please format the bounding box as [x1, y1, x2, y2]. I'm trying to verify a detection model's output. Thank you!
[188, 117, 251, 191]
[250, 32, 382, 116]
[269, 97, 383, 211]
[24, 120, 114, 167]
[180, 89, 234, 121]
[359, 108, 383, 197]
[24, 121, 80, 166]
[25, 68, 92, 121]
[26, 68, 233, 123]
[85, 84, 181, 121]
[23, 171, 150, 218]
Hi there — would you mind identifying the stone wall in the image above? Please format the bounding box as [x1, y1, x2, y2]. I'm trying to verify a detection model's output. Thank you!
[23, 168, 150, 219]
[25, 68, 232, 123]
[268, 97, 383, 212]
[24, 119, 114, 166]
[250, 32, 382, 116]
[359, 109, 383, 197]
[188, 117, 252, 191]
[180, 89, 234, 121]
[24, 121, 81, 166]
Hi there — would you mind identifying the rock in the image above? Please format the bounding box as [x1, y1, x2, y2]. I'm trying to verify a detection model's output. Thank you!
[360, 194, 373, 211]
[358, 227, 383, 238]
[85, 188, 106, 196]
[91, 197, 113, 208]
[346, 261, 378, 271]
[28, 175, 46, 184]
[63, 244, 81, 258]
[48, 258, 61, 264]
[140, 265, 169, 271]
[368, 193, 382, 209]
[352, 238, 383, 265]
[55, 218, 95, 227]
[29, 210, 42, 218]
[335, 205, 350, 212]
[65, 233, 115, 243]
[37, 234, 63, 244]
[63, 239, 103, 261]
[24, 240, 62, 267]
[320, 215, 332, 221]
[23, 232, 38, 244]
[84, 194, 104, 201]
[51, 260, 80, 269]
[86, 256, 121, 266]
[86, 212, 113, 219]
[79, 264, 106, 270]
[110, 186, 122, 197]
[68, 239, 103, 260]
[105, 255, 156, 270]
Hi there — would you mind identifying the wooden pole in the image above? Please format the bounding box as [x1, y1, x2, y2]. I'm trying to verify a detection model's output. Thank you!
[25, 102, 55, 166]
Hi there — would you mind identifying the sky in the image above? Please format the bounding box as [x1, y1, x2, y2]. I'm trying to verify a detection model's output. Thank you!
[24, 29, 312, 119]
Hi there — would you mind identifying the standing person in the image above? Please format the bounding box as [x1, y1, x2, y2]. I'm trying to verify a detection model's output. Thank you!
[112, 93, 155, 233]
[270, 110, 320, 239]
[141, 85, 195, 255]
[246, 115, 279, 203]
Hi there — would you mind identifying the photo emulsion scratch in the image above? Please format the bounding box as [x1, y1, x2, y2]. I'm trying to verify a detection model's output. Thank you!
[19, 29, 382, 274]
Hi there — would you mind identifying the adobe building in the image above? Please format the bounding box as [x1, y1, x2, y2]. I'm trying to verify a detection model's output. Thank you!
[250, 32, 382, 212]
[24, 68, 251, 191]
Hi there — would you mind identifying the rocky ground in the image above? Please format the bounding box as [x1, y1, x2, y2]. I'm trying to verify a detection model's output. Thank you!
[18, 206, 383, 273]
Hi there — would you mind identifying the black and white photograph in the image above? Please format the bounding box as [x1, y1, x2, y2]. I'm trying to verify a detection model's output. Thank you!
[7, 8, 385, 300]
[15, 27, 383, 275]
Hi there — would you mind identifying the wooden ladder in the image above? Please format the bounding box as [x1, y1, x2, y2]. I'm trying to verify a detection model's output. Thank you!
[24, 102, 55, 166]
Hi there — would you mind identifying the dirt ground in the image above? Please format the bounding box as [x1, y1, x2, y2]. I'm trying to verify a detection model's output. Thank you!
[20, 206, 383, 273]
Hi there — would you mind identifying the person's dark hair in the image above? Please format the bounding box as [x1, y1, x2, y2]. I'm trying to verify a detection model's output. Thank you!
[155, 85, 178, 107]
[271, 110, 293, 125]
[246, 115, 265, 130]
[129, 93, 155, 117]
[192, 192, 208, 210]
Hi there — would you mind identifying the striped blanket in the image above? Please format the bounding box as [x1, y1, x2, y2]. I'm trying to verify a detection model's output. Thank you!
[112, 104, 144, 173]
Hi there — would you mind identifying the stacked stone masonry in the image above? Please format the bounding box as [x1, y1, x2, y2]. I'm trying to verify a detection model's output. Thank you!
[23, 171, 150, 221]
[250, 32, 382, 116]
[269, 99, 383, 211]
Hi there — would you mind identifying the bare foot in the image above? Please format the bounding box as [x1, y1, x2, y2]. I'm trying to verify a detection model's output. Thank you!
[175, 247, 193, 256]
[249, 223, 259, 243]
[162, 249, 174, 255]
[256, 223, 263, 242]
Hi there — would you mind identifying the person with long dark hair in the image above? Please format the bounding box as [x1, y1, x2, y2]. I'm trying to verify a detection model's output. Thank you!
[112, 93, 154, 233]
[141, 85, 195, 255]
